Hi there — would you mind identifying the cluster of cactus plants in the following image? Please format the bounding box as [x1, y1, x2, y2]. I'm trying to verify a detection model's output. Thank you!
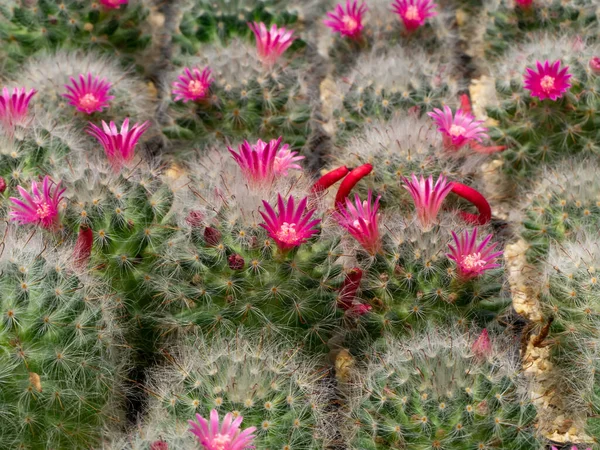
[0, 0, 599, 449]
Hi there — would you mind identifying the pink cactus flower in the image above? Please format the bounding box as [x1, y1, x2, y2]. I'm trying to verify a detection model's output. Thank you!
[248, 22, 295, 68]
[447, 228, 502, 280]
[515, 0, 534, 7]
[0, 87, 36, 132]
[172, 67, 214, 103]
[87, 118, 150, 170]
[392, 0, 438, 32]
[334, 190, 382, 255]
[260, 194, 321, 253]
[472, 329, 491, 358]
[589, 57, 600, 75]
[62, 72, 114, 114]
[324, 0, 368, 40]
[99, 0, 128, 9]
[428, 105, 489, 150]
[524, 60, 572, 101]
[189, 410, 256, 450]
[403, 173, 453, 231]
[9, 176, 65, 229]
[273, 145, 304, 177]
[229, 137, 302, 185]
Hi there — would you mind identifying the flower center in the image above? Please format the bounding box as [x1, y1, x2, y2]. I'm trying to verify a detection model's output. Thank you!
[79, 93, 99, 110]
[276, 222, 299, 244]
[461, 252, 486, 271]
[36, 202, 52, 219]
[405, 5, 420, 21]
[188, 80, 207, 97]
[212, 434, 232, 450]
[342, 15, 358, 32]
[540, 75, 555, 93]
[449, 124, 466, 137]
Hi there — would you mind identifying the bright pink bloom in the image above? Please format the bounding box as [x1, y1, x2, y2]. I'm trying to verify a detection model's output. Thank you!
[62, 73, 114, 114]
[324, 0, 368, 40]
[515, 0, 533, 7]
[447, 228, 502, 280]
[472, 329, 491, 358]
[172, 67, 213, 103]
[524, 60, 572, 101]
[99, 0, 128, 9]
[0, 87, 36, 131]
[274, 145, 304, 177]
[189, 410, 256, 450]
[248, 22, 295, 68]
[589, 57, 600, 75]
[392, 0, 438, 32]
[428, 105, 489, 149]
[260, 194, 320, 252]
[402, 174, 453, 231]
[87, 118, 150, 169]
[229, 137, 302, 185]
[9, 176, 65, 229]
[334, 190, 382, 255]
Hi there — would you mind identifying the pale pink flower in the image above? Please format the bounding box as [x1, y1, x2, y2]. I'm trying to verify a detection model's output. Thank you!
[273, 145, 304, 176]
[392, 0, 438, 32]
[172, 67, 213, 103]
[590, 57, 600, 74]
[189, 410, 256, 450]
[472, 329, 491, 358]
[63, 72, 114, 114]
[427, 105, 489, 149]
[87, 118, 150, 169]
[524, 60, 572, 101]
[334, 190, 382, 255]
[9, 176, 65, 229]
[248, 22, 295, 68]
[324, 0, 368, 40]
[402, 174, 453, 231]
[447, 228, 502, 280]
[99, 0, 128, 9]
[260, 194, 320, 252]
[0, 87, 36, 132]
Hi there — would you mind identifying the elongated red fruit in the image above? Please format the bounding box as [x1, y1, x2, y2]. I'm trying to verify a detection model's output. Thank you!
[311, 166, 350, 194]
[338, 267, 363, 310]
[451, 182, 492, 225]
[470, 142, 507, 154]
[459, 93, 472, 114]
[73, 225, 94, 268]
[334, 163, 373, 209]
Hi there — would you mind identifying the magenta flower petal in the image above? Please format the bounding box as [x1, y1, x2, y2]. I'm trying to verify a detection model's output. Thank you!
[447, 228, 502, 280]
[427, 105, 489, 150]
[323, 0, 368, 40]
[0, 87, 36, 132]
[523, 59, 572, 101]
[402, 173, 453, 230]
[172, 67, 214, 103]
[9, 176, 65, 229]
[87, 118, 150, 170]
[248, 22, 296, 68]
[392, 0, 438, 32]
[99, 0, 128, 9]
[334, 190, 382, 255]
[273, 145, 304, 177]
[260, 194, 321, 252]
[62, 72, 114, 114]
[189, 409, 256, 450]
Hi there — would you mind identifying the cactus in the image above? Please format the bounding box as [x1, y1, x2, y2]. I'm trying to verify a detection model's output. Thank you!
[345, 328, 540, 450]
[0, 0, 152, 72]
[0, 230, 128, 449]
[483, 0, 598, 58]
[163, 38, 312, 155]
[123, 333, 334, 449]
[485, 34, 600, 177]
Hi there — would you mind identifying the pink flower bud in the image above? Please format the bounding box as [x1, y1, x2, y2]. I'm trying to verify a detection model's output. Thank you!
[73, 225, 94, 268]
[204, 226, 222, 246]
[228, 254, 245, 270]
[590, 57, 600, 75]
[338, 268, 363, 310]
[150, 441, 168, 450]
[348, 303, 372, 315]
[185, 210, 204, 227]
[0, 176, 6, 194]
[472, 329, 491, 358]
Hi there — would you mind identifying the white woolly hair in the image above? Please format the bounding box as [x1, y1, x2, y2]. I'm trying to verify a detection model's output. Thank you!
[544, 232, 600, 284]
[327, 44, 458, 113]
[491, 33, 600, 87]
[170, 147, 315, 229]
[139, 332, 335, 447]
[15, 49, 154, 122]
